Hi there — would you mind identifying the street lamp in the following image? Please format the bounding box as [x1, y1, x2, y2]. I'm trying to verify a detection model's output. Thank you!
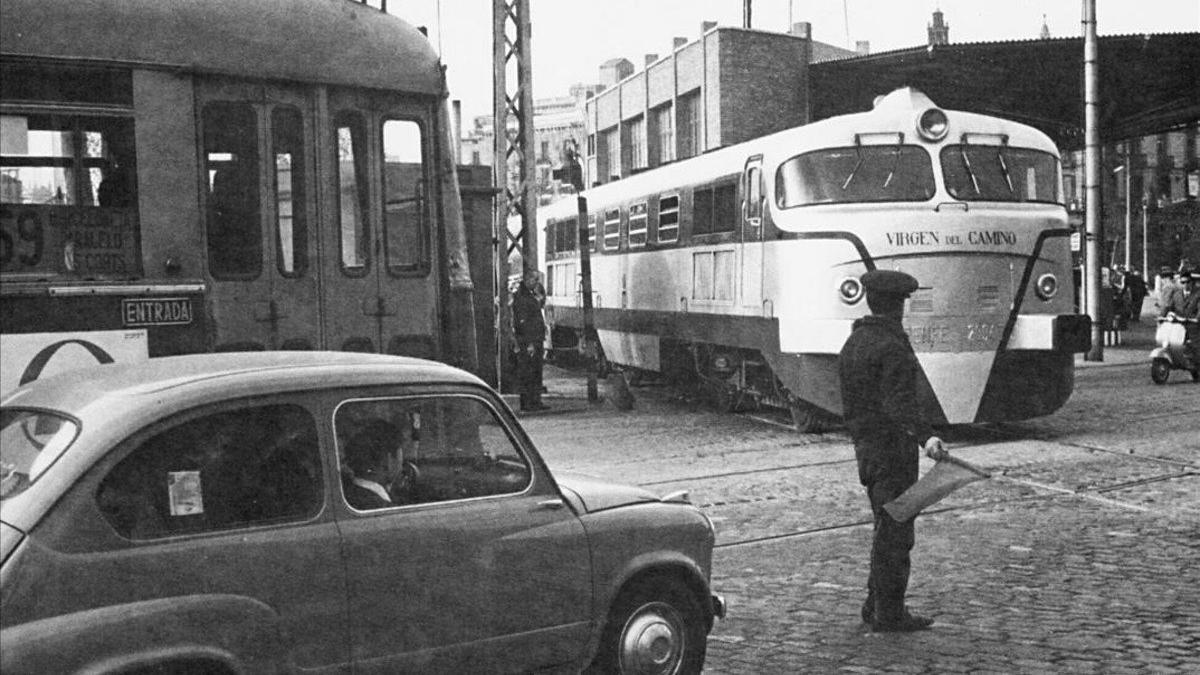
[1113, 152, 1131, 270]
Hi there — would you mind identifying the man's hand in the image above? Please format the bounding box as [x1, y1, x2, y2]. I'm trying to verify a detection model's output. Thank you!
[924, 436, 948, 461]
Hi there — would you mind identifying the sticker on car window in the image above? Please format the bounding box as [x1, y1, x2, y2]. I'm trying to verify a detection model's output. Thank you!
[168, 471, 204, 516]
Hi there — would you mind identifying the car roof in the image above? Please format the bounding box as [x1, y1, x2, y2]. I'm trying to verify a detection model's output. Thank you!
[2, 351, 484, 414]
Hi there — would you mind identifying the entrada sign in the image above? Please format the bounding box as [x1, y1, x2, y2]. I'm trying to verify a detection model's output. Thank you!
[122, 298, 193, 327]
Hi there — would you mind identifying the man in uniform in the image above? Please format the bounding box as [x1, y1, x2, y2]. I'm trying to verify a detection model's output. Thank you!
[839, 269, 947, 632]
[512, 268, 549, 411]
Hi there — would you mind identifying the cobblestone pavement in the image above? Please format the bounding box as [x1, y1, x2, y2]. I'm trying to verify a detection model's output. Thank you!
[520, 321, 1200, 673]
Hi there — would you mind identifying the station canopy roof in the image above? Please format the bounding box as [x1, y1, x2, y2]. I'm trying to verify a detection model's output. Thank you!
[809, 33, 1200, 149]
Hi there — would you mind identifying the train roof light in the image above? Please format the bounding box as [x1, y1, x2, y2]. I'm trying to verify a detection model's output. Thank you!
[917, 108, 949, 141]
[838, 276, 864, 305]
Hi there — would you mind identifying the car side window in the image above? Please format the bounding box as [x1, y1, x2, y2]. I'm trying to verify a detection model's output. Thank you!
[335, 395, 531, 510]
[97, 404, 322, 539]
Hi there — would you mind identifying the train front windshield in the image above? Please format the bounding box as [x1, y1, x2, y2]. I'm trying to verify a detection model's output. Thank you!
[775, 145, 936, 207]
[940, 145, 1061, 204]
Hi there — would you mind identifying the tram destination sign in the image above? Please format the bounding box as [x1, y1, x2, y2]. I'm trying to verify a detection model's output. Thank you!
[122, 297, 194, 327]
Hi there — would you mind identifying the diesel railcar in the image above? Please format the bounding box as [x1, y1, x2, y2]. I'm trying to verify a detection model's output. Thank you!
[540, 88, 1090, 431]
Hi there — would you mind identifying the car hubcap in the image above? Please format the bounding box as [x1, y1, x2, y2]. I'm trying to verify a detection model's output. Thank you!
[618, 601, 685, 674]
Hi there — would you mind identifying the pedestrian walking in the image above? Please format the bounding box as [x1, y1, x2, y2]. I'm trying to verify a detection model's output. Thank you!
[838, 269, 947, 633]
[512, 268, 549, 411]
[1125, 268, 1147, 323]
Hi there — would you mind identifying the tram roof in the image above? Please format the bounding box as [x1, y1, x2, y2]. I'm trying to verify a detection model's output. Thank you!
[0, 0, 443, 95]
[809, 33, 1200, 148]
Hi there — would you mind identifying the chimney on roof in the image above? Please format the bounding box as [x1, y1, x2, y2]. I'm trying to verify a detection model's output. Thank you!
[644, 53, 658, 66]
[701, 21, 717, 34]
[673, 37, 688, 49]
[790, 22, 812, 39]
[856, 40, 871, 55]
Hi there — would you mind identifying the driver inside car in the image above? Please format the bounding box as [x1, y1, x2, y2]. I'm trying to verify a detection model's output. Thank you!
[341, 420, 407, 510]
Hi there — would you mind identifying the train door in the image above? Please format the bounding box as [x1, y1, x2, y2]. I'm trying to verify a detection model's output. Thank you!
[321, 89, 439, 357]
[198, 81, 319, 351]
[740, 155, 765, 312]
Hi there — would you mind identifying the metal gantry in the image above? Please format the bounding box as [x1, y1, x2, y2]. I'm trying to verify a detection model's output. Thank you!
[493, 0, 537, 388]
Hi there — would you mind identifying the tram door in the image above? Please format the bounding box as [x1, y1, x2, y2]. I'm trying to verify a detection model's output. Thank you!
[198, 82, 320, 351]
[740, 155, 765, 312]
[321, 90, 438, 357]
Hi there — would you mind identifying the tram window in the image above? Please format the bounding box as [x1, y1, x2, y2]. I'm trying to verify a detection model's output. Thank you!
[657, 195, 679, 243]
[940, 145, 1061, 203]
[381, 119, 427, 276]
[1, 113, 139, 277]
[587, 214, 597, 251]
[775, 146, 935, 207]
[272, 107, 307, 277]
[746, 167, 763, 220]
[335, 111, 370, 273]
[603, 208, 621, 250]
[628, 202, 648, 248]
[203, 102, 262, 279]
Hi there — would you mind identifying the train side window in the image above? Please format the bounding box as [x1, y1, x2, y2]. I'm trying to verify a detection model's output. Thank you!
[694, 188, 713, 235]
[587, 214, 597, 251]
[203, 102, 262, 279]
[746, 167, 763, 220]
[335, 111, 370, 274]
[381, 119, 427, 276]
[272, 107, 307, 277]
[657, 195, 679, 243]
[628, 202, 647, 248]
[603, 208, 621, 250]
[1, 113, 140, 278]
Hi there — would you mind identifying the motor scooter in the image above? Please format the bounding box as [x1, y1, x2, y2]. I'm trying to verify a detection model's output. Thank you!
[1150, 315, 1199, 384]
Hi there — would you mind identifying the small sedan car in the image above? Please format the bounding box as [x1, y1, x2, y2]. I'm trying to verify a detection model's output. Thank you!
[0, 352, 723, 674]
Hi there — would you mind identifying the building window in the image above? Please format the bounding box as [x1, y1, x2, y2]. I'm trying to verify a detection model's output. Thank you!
[677, 90, 701, 159]
[603, 208, 621, 250]
[628, 202, 647, 247]
[629, 116, 647, 171]
[604, 128, 621, 181]
[655, 104, 675, 165]
[657, 194, 679, 243]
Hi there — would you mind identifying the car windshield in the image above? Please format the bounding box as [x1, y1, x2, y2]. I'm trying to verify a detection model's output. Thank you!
[940, 144, 1061, 203]
[775, 145, 936, 208]
[0, 409, 79, 501]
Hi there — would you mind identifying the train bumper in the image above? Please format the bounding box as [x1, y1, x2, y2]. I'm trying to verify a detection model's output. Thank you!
[1008, 314, 1091, 353]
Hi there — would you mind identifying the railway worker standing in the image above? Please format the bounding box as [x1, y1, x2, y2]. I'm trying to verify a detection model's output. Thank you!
[513, 268, 549, 411]
[838, 270, 948, 633]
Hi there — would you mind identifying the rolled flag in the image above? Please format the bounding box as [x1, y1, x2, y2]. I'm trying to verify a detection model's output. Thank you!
[883, 454, 991, 522]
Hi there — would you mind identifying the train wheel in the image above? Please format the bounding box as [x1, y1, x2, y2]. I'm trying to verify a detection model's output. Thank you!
[790, 401, 836, 433]
[1150, 359, 1171, 385]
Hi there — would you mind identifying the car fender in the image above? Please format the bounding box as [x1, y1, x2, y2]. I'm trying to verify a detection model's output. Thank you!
[579, 503, 717, 618]
[0, 594, 290, 675]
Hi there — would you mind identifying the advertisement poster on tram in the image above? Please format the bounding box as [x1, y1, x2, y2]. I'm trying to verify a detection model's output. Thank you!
[0, 329, 148, 396]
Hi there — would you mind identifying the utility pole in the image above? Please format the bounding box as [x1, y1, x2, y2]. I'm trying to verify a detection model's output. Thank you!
[493, 0, 537, 390]
[1082, 0, 1103, 361]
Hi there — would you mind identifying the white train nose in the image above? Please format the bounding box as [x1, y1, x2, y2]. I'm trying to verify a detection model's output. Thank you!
[915, 351, 997, 423]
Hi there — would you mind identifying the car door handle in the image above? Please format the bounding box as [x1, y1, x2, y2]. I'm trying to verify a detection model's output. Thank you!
[535, 498, 565, 510]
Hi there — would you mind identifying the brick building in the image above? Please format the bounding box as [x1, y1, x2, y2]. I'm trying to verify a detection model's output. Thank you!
[582, 21, 860, 187]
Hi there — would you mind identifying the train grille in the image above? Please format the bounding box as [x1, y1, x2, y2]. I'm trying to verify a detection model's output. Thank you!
[909, 288, 934, 313]
[977, 285, 1001, 311]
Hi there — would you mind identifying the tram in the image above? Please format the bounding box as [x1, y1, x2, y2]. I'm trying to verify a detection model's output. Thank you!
[540, 88, 1091, 431]
[0, 0, 491, 394]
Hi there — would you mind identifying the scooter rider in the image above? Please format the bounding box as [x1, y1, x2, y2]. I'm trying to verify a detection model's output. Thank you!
[1177, 270, 1200, 367]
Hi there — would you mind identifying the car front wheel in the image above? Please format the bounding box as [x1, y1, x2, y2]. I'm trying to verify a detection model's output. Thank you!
[589, 576, 706, 675]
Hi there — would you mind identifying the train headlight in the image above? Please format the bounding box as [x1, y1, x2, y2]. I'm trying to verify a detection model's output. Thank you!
[1035, 273, 1059, 301]
[916, 108, 949, 141]
[837, 276, 864, 305]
